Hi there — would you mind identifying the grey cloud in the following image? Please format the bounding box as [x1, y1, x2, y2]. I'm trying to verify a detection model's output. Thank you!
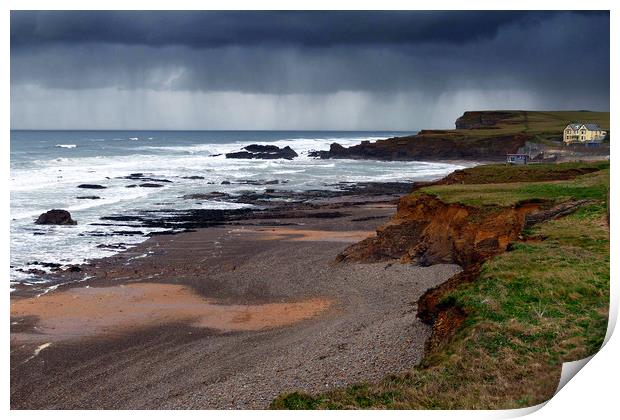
[11, 11, 581, 49]
[11, 12, 609, 96]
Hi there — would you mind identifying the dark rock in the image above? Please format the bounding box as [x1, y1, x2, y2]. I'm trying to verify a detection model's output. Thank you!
[35, 209, 77, 225]
[244, 144, 281, 153]
[149, 230, 187, 236]
[100, 208, 253, 230]
[112, 230, 145, 235]
[183, 192, 230, 200]
[308, 143, 346, 158]
[96, 243, 128, 250]
[235, 179, 281, 185]
[126, 184, 137, 188]
[221, 181, 231, 185]
[77, 196, 101, 200]
[226, 144, 298, 160]
[181, 176, 205, 180]
[306, 212, 347, 219]
[121, 174, 173, 183]
[225, 151, 254, 159]
[18, 268, 46, 276]
[77, 184, 107, 189]
[139, 183, 164, 188]
[44, 263, 61, 268]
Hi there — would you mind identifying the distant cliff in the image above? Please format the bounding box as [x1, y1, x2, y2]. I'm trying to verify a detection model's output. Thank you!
[310, 110, 610, 161]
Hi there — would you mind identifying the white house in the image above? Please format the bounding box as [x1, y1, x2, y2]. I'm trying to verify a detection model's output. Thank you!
[563, 123, 607, 144]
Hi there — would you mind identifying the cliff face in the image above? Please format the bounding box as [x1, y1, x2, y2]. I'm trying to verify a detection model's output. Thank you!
[337, 193, 539, 267]
[339, 192, 593, 267]
[454, 111, 523, 129]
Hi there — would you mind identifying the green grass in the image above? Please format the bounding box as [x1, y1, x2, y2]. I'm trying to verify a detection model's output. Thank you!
[271, 162, 609, 410]
[420, 167, 609, 207]
[437, 162, 609, 185]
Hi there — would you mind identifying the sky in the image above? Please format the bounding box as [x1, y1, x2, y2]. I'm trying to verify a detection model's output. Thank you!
[10, 11, 610, 130]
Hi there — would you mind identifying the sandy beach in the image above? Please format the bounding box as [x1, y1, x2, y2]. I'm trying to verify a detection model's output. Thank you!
[10, 189, 460, 409]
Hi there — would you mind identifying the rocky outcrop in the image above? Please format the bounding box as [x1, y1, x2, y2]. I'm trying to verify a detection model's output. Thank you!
[309, 133, 531, 161]
[35, 209, 77, 225]
[226, 145, 298, 160]
[77, 184, 107, 189]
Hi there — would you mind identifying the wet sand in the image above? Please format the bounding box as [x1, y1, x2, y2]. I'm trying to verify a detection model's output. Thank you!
[10, 193, 461, 409]
[12, 283, 333, 342]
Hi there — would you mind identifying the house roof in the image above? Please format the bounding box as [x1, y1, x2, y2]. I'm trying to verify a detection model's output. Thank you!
[565, 123, 603, 131]
[584, 123, 603, 131]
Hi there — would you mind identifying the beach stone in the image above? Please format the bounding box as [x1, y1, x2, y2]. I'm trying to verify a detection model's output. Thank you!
[77, 184, 107, 189]
[35, 209, 77, 225]
[139, 183, 164, 188]
[77, 196, 101, 200]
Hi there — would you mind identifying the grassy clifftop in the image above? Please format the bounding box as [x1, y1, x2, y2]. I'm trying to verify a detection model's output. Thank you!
[454, 110, 609, 139]
[272, 162, 609, 409]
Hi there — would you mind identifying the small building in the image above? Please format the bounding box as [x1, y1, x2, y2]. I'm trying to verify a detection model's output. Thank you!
[506, 153, 529, 165]
[563, 123, 607, 144]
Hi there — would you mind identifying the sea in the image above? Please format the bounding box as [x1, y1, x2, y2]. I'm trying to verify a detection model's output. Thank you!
[10, 130, 466, 291]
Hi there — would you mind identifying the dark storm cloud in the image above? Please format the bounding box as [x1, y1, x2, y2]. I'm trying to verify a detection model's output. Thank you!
[10, 11, 610, 129]
[11, 10, 575, 49]
[10, 11, 610, 94]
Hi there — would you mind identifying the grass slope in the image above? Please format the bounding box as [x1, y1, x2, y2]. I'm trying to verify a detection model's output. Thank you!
[421, 164, 609, 207]
[271, 162, 610, 410]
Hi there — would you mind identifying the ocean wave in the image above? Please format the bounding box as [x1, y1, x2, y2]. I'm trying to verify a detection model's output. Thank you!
[55, 144, 77, 149]
[131, 136, 383, 159]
